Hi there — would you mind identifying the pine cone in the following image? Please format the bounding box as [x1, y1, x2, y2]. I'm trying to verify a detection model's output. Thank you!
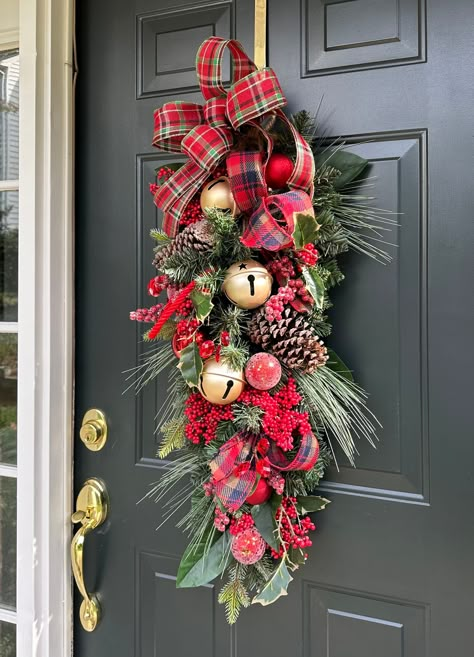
[248, 306, 328, 374]
[153, 219, 214, 270]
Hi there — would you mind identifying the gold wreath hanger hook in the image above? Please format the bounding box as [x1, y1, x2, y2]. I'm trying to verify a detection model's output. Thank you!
[254, 0, 267, 69]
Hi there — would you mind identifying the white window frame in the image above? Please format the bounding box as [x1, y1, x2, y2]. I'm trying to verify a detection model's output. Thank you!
[17, 1, 74, 656]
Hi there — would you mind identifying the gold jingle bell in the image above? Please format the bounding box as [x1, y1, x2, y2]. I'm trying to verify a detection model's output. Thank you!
[222, 260, 273, 310]
[200, 176, 237, 216]
[199, 357, 245, 405]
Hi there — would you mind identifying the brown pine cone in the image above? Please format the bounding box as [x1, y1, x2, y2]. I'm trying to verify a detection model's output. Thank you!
[153, 219, 214, 270]
[248, 306, 328, 374]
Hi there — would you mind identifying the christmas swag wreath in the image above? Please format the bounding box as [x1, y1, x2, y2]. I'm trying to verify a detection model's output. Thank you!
[129, 37, 392, 623]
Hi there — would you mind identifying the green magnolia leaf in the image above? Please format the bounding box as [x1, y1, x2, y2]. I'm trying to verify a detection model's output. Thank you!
[292, 212, 320, 250]
[302, 267, 325, 310]
[252, 560, 293, 606]
[314, 150, 368, 190]
[296, 495, 331, 514]
[154, 161, 183, 184]
[179, 341, 203, 387]
[176, 530, 230, 588]
[190, 288, 214, 322]
[326, 348, 354, 382]
[251, 500, 279, 550]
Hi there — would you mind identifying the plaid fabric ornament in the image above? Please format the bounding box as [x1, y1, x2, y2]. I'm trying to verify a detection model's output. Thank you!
[209, 430, 320, 510]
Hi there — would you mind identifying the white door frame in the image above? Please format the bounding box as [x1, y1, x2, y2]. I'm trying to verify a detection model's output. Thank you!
[17, 0, 74, 655]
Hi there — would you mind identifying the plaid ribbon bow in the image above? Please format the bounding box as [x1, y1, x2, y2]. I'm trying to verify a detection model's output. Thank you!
[227, 151, 315, 250]
[152, 36, 315, 236]
[209, 431, 320, 511]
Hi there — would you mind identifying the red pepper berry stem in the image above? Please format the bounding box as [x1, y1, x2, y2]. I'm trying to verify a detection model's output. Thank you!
[148, 280, 196, 340]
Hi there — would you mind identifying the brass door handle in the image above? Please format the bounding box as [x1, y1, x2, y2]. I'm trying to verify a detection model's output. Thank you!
[71, 478, 109, 631]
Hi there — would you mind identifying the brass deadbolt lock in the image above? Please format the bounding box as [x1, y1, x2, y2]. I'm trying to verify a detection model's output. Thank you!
[80, 409, 108, 451]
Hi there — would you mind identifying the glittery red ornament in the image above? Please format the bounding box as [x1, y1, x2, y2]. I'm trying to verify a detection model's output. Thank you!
[231, 527, 266, 565]
[265, 153, 294, 189]
[245, 353, 282, 390]
[245, 477, 272, 505]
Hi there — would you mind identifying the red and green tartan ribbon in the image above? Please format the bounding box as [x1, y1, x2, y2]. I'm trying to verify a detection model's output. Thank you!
[227, 150, 315, 250]
[209, 431, 320, 511]
[152, 36, 315, 237]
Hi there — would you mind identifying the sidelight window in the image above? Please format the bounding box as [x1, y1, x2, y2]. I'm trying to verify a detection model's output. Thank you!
[0, 43, 19, 657]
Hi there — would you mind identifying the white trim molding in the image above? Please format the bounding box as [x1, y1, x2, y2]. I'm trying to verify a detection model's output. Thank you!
[17, 0, 74, 656]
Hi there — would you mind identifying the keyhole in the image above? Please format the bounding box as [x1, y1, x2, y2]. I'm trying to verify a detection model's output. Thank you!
[200, 374, 206, 398]
[222, 380, 234, 400]
[247, 274, 256, 296]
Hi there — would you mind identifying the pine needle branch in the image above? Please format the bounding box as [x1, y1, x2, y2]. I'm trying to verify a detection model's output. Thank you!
[218, 563, 250, 624]
[158, 417, 186, 459]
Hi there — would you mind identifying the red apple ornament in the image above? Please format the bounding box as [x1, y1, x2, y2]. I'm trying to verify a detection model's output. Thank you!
[245, 353, 282, 390]
[265, 153, 294, 189]
[245, 477, 272, 505]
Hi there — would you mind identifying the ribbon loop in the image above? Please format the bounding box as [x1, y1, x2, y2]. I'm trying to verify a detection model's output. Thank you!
[152, 102, 203, 152]
[196, 37, 257, 100]
[182, 125, 232, 170]
[226, 69, 286, 129]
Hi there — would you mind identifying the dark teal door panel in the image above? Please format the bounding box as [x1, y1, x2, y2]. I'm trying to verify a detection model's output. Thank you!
[75, 1, 474, 655]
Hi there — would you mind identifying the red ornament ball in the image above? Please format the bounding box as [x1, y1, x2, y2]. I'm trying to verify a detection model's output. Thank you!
[265, 153, 294, 189]
[245, 477, 272, 505]
[245, 353, 282, 390]
[231, 527, 266, 565]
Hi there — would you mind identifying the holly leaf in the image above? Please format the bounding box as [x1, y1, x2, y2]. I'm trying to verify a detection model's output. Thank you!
[326, 348, 354, 382]
[251, 500, 279, 550]
[302, 267, 325, 310]
[154, 161, 183, 185]
[292, 212, 320, 250]
[288, 546, 307, 568]
[252, 560, 293, 606]
[179, 341, 203, 387]
[296, 495, 331, 514]
[190, 288, 214, 322]
[314, 150, 368, 190]
[176, 530, 230, 588]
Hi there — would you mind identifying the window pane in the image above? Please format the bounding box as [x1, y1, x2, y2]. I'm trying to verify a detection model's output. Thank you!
[0, 334, 16, 465]
[0, 49, 20, 181]
[0, 191, 18, 322]
[0, 621, 15, 657]
[0, 476, 16, 607]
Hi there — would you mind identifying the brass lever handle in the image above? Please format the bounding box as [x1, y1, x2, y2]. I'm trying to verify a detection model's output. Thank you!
[71, 478, 109, 632]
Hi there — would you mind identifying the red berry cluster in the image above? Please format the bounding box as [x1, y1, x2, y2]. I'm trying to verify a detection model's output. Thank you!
[268, 470, 285, 494]
[129, 303, 164, 323]
[174, 318, 201, 351]
[238, 379, 312, 451]
[229, 513, 254, 536]
[271, 497, 316, 558]
[179, 195, 203, 228]
[288, 278, 312, 303]
[296, 243, 319, 267]
[184, 392, 234, 445]
[214, 507, 230, 532]
[266, 255, 296, 279]
[175, 297, 194, 317]
[264, 285, 296, 321]
[148, 274, 169, 297]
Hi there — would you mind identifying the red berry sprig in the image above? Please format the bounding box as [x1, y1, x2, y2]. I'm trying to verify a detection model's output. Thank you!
[130, 303, 164, 323]
[266, 255, 296, 280]
[271, 496, 316, 558]
[264, 285, 296, 321]
[296, 243, 319, 267]
[229, 513, 254, 536]
[288, 278, 312, 304]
